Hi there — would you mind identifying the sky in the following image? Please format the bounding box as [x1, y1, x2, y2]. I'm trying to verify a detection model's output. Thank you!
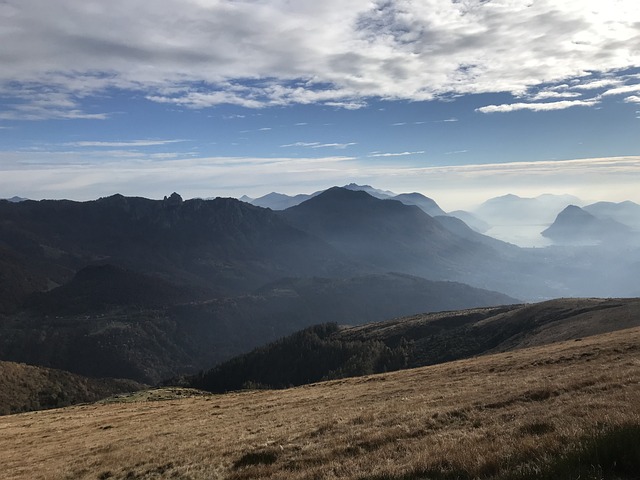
[1, 0, 639, 211]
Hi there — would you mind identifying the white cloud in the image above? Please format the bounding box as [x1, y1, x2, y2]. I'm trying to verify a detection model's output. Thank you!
[323, 101, 368, 110]
[527, 90, 583, 101]
[312, 143, 356, 149]
[476, 98, 600, 113]
[570, 78, 624, 90]
[368, 151, 425, 157]
[1, 0, 639, 118]
[280, 141, 356, 149]
[65, 139, 187, 148]
[280, 142, 321, 148]
[601, 84, 640, 96]
[625, 95, 640, 104]
[445, 150, 468, 155]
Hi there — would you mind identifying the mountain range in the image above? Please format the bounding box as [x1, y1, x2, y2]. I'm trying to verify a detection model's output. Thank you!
[246, 183, 446, 217]
[1, 185, 640, 388]
[472, 193, 583, 226]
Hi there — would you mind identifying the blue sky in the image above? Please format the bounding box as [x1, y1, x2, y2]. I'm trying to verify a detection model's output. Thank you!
[1, 0, 639, 210]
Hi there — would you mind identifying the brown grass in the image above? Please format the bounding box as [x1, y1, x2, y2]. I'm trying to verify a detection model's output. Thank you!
[1, 327, 639, 480]
[0, 361, 144, 415]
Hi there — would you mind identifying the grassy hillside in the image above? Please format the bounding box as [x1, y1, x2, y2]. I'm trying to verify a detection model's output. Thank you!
[1, 327, 639, 479]
[0, 361, 144, 415]
[191, 297, 640, 392]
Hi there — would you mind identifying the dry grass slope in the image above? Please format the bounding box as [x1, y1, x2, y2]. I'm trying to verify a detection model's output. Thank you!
[0, 327, 639, 479]
[0, 362, 144, 415]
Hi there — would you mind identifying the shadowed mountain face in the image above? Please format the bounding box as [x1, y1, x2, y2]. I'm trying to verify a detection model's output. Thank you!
[191, 297, 640, 393]
[542, 205, 633, 244]
[0, 194, 357, 311]
[26, 264, 207, 315]
[280, 187, 504, 281]
[0, 272, 515, 384]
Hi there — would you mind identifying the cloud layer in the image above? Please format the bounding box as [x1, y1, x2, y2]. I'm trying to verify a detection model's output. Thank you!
[1, 0, 639, 118]
[2, 146, 639, 210]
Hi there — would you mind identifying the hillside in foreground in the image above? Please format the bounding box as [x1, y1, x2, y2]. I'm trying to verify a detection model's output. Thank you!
[1, 326, 639, 480]
[0, 361, 145, 415]
[191, 297, 640, 392]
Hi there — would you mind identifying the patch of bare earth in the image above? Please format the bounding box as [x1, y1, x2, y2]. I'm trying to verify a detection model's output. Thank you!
[1, 327, 639, 479]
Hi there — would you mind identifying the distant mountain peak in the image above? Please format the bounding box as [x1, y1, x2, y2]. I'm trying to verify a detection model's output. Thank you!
[305, 186, 376, 204]
[341, 183, 396, 198]
[560, 204, 589, 215]
[4, 196, 29, 203]
[542, 204, 631, 244]
[163, 192, 183, 206]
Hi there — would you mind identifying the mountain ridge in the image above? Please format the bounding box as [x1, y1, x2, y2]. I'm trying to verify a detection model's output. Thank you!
[190, 297, 640, 393]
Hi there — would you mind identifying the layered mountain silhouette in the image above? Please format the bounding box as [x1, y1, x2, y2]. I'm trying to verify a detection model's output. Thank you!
[249, 192, 315, 210]
[474, 193, 582, 226]
[245, 184, 447, 217]
[583, 201, 640, 231]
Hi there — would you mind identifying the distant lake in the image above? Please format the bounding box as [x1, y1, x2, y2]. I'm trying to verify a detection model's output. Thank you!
[485, 224, 553, 248]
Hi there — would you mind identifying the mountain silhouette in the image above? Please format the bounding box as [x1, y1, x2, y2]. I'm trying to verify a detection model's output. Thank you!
[584, 201, 640, 231]
[542, 205, 632, 244]
[280, 187, 506, 282]
[0, 194, 356, 310]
